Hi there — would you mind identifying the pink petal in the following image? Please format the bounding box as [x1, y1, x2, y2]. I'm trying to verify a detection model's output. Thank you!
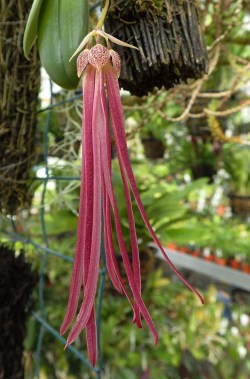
[60, 65, 96, 336]
[99, 73, 138, 308]
[66, 70, 102, 349]
[119, 166, 142, 326]
[99, 69, 158, 341]
[86, 308, 97, 367]
[102, 176, 123, 293]
[105, 64, 205, 305]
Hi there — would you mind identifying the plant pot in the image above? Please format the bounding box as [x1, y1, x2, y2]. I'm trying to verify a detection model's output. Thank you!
[228, 194, 250, 217]
[214, 257, 227, 266]
[179, 246, 190, 254]
[241, 262, 250, 274]
[192, 250, 201, 257]
[166, 242, 178, 251]
[203, 254, 215, 262]
[141, 138, 166, 159]
[191, 163, 215, 182]
[229, 259, 241, 270]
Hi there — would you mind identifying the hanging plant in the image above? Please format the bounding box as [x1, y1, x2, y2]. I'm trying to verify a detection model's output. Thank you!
[104, 0, 208, 96]
[24, 0, 204, 367]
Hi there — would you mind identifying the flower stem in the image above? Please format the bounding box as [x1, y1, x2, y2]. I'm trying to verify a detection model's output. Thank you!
[96, 0, 110, 30]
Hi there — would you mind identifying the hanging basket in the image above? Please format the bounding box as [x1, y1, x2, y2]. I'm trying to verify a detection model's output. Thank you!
[141, 137, 166, 159]
[0, 244, 37, 379]
[228, 194, 250, 217]
[0, 0, 40, 215]
[105, 0, 208, 96]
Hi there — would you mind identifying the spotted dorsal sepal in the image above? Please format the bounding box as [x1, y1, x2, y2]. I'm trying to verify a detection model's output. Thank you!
[88, 44, 110, 71]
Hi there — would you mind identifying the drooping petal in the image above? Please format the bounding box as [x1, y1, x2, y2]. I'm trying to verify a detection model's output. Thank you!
[65, 69, 102, 350]
[60, 65, 96, 337]
[99, 77, 139, 310]
[99, 68, 158, 341]
[86, 309, 97, 367]
[82, 65, 98, 367]
[102, 184, 123, 293]
[101, 104, 123, 293]
[105, 64, 205, 305]
[119, 166, 142, 327]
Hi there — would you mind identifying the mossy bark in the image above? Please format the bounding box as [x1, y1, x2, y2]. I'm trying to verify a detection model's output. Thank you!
[0, 0, 40, 214]
[105, 0, 208, 96]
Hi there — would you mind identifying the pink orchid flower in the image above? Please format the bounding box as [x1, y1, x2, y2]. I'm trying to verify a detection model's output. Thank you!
[60, 31, 204, 367]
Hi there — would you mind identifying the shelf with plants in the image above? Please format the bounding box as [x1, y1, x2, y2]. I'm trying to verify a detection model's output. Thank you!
[159, 247, 250, 292]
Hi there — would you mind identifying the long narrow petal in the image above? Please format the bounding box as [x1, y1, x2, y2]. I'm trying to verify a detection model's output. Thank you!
[119, 166, 142, 326]
[103, 185, 123, 293]
[60, 65, 96, 336]
[66, 69, 102, 348]
[81, 66, 98, 368]
[100, 103, 138, 308]
[86, 309, 97, 367]
[102, 158, 137, 309]
[99, 70, 158, 341]
[105, 64, 204, 305]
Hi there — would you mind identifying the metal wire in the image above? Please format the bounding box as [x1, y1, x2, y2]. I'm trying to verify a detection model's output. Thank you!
[4, 79, 106, 378]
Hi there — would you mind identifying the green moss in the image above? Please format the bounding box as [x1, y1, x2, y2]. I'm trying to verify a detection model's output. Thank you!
[109, 0, 167, 18]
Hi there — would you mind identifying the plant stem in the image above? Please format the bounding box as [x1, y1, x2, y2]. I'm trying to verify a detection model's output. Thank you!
[96, 0, 110, 30]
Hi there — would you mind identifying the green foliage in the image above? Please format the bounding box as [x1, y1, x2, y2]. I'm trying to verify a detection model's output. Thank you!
[222, 143, 250, 195]
[169, 135, 217, 176]
[23, 0, 44, 58]
[24, 0, 89, 89]
[112, 159, 210, 249]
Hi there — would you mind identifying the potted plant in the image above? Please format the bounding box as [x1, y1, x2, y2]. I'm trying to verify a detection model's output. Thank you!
[222, 143, 250, 216]
[139, 115, 167, 159]
[169, 135, 218, 182]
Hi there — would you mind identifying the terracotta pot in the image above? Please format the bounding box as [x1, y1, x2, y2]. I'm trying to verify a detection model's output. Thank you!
[179, 247, 190, 254]
[141, 138, 166, 159]
[191, 250, 200, 258]
[229, 259, 241, 270]
[167, 242, 178, 251]
[203, 254, 215, 262]
[241, 263, 250, 274]
[214, 257, 227, 266]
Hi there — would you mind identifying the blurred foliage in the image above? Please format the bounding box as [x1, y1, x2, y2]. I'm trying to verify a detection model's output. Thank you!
[222, 143, 250, 195]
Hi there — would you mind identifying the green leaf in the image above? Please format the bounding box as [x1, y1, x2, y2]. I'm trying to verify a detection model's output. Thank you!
[38, 0, 89, 89]
[23, 0, 44, 58]
[159, 226, 209, 244]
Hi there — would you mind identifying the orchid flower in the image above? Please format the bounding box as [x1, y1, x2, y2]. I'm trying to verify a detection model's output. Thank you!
[60, 27, 204, 367]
